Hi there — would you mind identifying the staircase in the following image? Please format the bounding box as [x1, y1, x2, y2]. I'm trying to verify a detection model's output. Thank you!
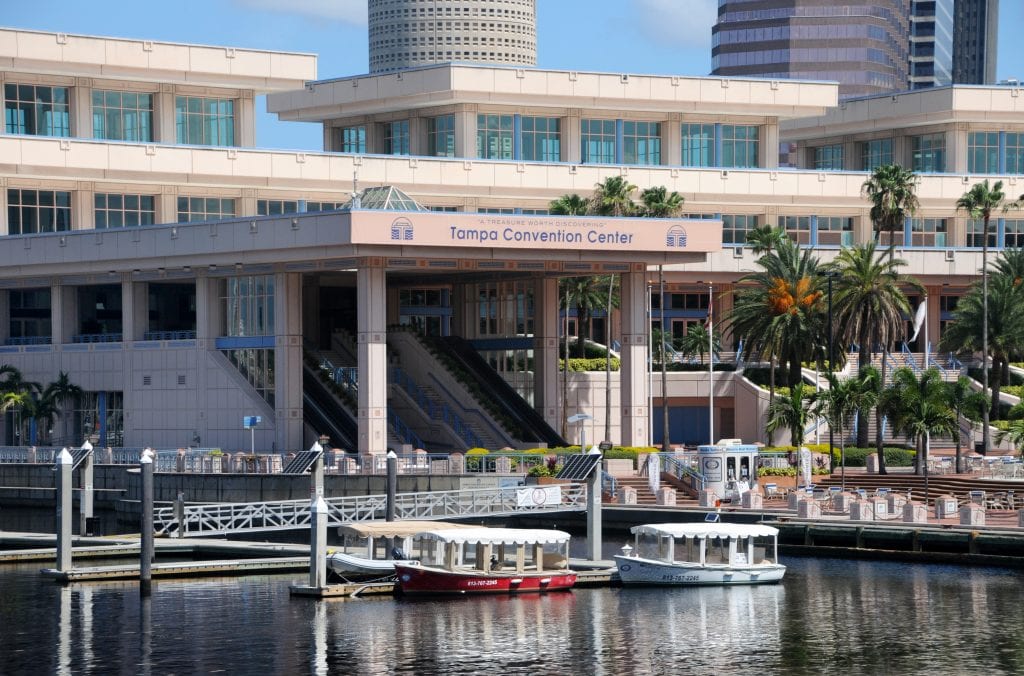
[608, 476, 661, 505]
[814, 473, 1024, 504]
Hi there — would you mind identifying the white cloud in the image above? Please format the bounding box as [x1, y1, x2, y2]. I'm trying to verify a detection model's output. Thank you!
[233, 0, 368, 27]
[633, 0, 717, 49]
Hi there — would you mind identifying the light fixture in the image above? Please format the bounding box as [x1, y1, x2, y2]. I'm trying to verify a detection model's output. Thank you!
[183, 265, 192, 273]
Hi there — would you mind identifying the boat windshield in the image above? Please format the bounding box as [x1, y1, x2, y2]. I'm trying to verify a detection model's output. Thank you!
[635, 532, 777, 566]
[418, 539, 569, 573]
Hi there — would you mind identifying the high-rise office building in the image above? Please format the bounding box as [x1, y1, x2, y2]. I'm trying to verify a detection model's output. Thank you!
[368, 0, 537, 74]
[953, 0, 998, 84]
[909, 0, 954, 89]
[711, 0, 911, 98]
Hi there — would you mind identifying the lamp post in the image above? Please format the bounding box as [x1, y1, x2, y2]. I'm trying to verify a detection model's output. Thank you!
[827, 271, 837, 474]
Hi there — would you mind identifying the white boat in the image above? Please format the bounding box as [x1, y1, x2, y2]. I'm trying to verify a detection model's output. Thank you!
[327, 520, 473, 577]
[614, 522, 786, 586]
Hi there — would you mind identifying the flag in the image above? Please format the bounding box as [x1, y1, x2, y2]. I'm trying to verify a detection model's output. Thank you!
[909, 299, 927, 342]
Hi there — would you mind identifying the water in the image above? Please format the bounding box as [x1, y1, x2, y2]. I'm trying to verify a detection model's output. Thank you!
[1, 556, 1023, 675]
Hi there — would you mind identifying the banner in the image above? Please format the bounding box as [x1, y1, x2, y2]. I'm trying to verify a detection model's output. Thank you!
[647, 454, 661, 495]
[516, 485, 562, 507]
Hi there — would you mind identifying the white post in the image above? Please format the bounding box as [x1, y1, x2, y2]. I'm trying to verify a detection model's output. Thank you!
[586, 447, 602, 562]
[708, 283, 714, 445]
[140, 448, 154, 597]
[309, 496, 328, 588]
[55, 447, 73, 572]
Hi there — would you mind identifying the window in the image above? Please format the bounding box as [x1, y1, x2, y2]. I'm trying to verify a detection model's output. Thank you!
[4, 84, 70, 137]
[681, 124, 715, 167]
[668, 293, 709, 310]
[477, 114, 514, 159]
[967, 132, 999, 174]
[580, 119, 616, 164]
[622, 121, 661, 165]
[780, 216, 811, 244]
[966, 218, 997, 248]
[817, 216, 854, 247]
[175, 96, 235, 146]
[813, 144, 843, 170]
[1007, 133, 1024, 175]
[909, 218, 947, 247]
[7, 189, 72, 234]
[861, 138, 893, 170]
[722, 214, 759, 245]
[335, 125, 367, 153]
[722, 125, 759, 168]
[94, 194, 155, 228]
[911, 133, 945, 172]
[92, 91, 153, 142]
[383, 120, 410, 155]
[427, 115, 456, 157]
[521, 116, 560, 162]
[1005, 220, 1024, 247]
[257, 200, 299, 216]
[224, 348, 275, 405]
[306, 201, 346, 212]
[223, 275, 275, 337]
[8, 289, 51, 344]
[177, 197, 236, 223]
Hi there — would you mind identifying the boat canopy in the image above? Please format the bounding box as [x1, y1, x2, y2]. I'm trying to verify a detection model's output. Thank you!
[337, 520, 473, 539]
[630, 523, 779, 540]
[413, 527, 571, 546]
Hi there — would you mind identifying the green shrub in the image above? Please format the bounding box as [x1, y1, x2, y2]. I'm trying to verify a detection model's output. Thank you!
[560, 358, 621, 372]
[830, 446, 914, 467]
[527, 464, 552, 477]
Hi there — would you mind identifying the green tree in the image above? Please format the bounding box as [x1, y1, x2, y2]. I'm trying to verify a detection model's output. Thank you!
[43, 371, 83, 445]
[548, 193, 591, 216]
[0, 365, 42, 446]
[638, 185, 684, 218]
[592, 176, 638, 216]
[766, 381, 812, 451]
[862, 163, 919, 257]
[676, 322, 721, 365]
[812, 368, 878, 488]
[745, 223, 787, 257]
[882, 368, 957, 476]
[830, 242, 922, 471]
[945, 377, 987, 473]
[561, 275, 617, 358]
[956, 179, 1008, 455]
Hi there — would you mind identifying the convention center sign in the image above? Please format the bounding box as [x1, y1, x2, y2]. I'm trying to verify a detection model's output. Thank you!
[349, 212, 722, 254]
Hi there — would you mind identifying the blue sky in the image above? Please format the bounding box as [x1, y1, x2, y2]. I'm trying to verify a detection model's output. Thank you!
[5, 0, 1023, 151]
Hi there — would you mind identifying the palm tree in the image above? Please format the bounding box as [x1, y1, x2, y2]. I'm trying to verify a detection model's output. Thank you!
[957, 179, 1008, 456]
[883, 368, 957, 476]
[945, 377, 987, 473]
[592, 176, 638, 217]
[989, 247, 1024, 286]
[561, 276, 615, 358]
[862, 163, 919, 256]
[548, 193, 590, 216]
[766, 381, 812, 452]
[830, 242, 923, 472]
[811, 373, 856, 488]
[638, 185, 684, 218]
[0, 366, 41, 446]
[677, 323, 721, 365]
[746, 224, 787, 257]
[44, 371, 83, 445]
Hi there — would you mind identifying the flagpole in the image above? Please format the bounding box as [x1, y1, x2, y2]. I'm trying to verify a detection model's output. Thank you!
[708, 283, 714, 445]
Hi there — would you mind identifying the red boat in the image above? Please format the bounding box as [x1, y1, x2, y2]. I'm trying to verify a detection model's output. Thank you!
[393, 527, 577, 596]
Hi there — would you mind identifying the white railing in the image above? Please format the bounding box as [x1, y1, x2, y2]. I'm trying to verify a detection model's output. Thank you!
[153, 483, 588, 537]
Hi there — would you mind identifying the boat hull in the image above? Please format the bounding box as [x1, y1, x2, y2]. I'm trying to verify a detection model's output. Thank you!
[614, 556, 785, 586]
[328, 552, 421, 576]
[394, 563, 576, 595]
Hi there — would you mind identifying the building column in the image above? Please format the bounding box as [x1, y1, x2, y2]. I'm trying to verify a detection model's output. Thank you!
[759, 120, 779, 169]
[893, 133, 909, 169]
[0, 183, 8, 236]
[73, 186, 95, 231]
[454, 109, 477, 159]
[275, 272, 304, 451]
[155, 88, 176, 144]
[532, 276, 560, 430]
[408, 116, 426, 156]
[72, 79, 92, 139]
[195, 276, 220, 344]
[122, 276, 144, 342]
[853, 213, 874, 246]
[563, 111, 581, 163]
[948, 125, 969, 174]
[0, 291, 9, 345]
[52, 282, 77, 345]
[237, 91, 256, 148]
[665, 115, 682, 167]
[843, 140, 858, 171]
[619, 269, 649, 447]
[357, 261, 388, 454]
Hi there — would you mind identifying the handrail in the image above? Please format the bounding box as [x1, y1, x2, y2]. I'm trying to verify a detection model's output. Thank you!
[388, 410, 424, 449]
[601, 470, 618, 499]
[391, 366, 486, 449]
[659, 453, 706, 492]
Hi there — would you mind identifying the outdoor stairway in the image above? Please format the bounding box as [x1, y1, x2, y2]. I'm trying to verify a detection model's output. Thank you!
[608, 476, 662, 505]
[814, 473, 1024, 504]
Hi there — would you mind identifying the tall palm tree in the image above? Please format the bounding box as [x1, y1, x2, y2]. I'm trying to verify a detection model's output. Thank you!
[945, 377, 987, 473]
[638, 185, 684, 218]
[745, 224, 787, 257]
[989, 247, 1024, 286]
[561, 276, 615, 358]
[830, 242, 922, 472]
[44, 371, 83, 445]
[957, 179, 1008, 455]
[862, 163, 919, 257]
[766, 381, 812, 452]
[0, 365, 41, 446]
[549, 193, 590, 216]
[883, 368, 957, 476]
[592, 176, 638, 217]
[677, 323, 721, 365]
[811, 373, 856, 488]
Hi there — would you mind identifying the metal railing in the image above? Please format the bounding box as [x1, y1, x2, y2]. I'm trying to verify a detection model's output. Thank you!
[153, 483, 588, 537]
[392, 367, 486, 449]
[601, 470, 618, 498]
[659, 453, 706, 492]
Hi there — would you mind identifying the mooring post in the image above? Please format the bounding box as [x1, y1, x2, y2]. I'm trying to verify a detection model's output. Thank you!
[311, 441, 324, 500]
[586, 448, 603, 562]
[174, 491, 185, 539]
[140, 448, 154, 597]
[386, 449, 397, 522]
[79, 441, 94, 537]
[309, 496, 328, 588]
[55, 447, 73, 572]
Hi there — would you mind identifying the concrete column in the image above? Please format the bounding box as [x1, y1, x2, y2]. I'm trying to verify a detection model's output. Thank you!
[275, 272, 304, 452]
[236, 92, 255, 148]
[948, 126, 969, 174]
[408, 116, 426, 156]
[665, 116, 682, 166]
[893, 133, 908, 169]
[357, 263, 388, 454]
[155, 90, 176, 144]
[759, 120, 779, 169]
[386, 286, 401, 326]
[533, 277, 560, 429]
[843, 140, 859, 171]
[73, 188, 94, 231]
[194, 276, 219, 343]
[853, 214, 874, 246]
[239, 191, 257, 219]
[52, 282, 77, 345]
[619, 270, 649, 447]
[455, 110, 476, 159]
[0, 187, 7, 236]
[0, 291, 10, 345]
[122, 277, 144, 342]
[563, 112, 581, 163]
[72, 80, 92, 138]
[157, 192, 178, 225]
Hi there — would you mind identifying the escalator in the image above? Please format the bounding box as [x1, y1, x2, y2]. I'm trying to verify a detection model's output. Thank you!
[430, 335, 567, 447]
[303, 367, 358, 451]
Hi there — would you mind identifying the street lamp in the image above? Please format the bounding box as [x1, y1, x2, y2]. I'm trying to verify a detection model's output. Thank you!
[826, 270, 839, 475]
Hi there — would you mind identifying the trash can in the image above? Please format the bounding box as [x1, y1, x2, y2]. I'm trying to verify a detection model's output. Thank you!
[975, 442, 986, 456]
[85, 517, 102, 537]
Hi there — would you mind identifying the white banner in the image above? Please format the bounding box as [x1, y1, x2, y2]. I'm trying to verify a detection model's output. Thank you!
[647, 454, 661, 495]
[516, 485, 562, 507]
[799, 447, 812, 487]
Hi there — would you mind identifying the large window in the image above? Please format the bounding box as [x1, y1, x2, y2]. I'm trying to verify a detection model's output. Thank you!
[225, 349, 275, 406]
[477, 114, 514, 160]
[175, 96, 235, 146]
[911, 133, 945, 172]
[966, 218, 998, 248]
[257, 200, 299, 216]
[813, 144, 844, 170]
[909, 218, 947, 247]
[817, 216, 854, 247]
[7, 189, 71, 234]
[580, 119, 616, 164]
[177, 197, 236, 223]
[4, 84, 70, 137]
[335, 125, 366, 153]
[721, 125, 759, 168]
[967, 132, 999, 174]
[622, 121, 661, 165]
[95, 194, 155, 228]
[1006, 220, 1024, 247]
[780, 216, 811, 244]
[427, 115, 455, 157]
[723, 214, 759, 245]
[681, 124, 715, 167]
[521, 116, 560, 162]
[8, 289, 51, 344]
[223, 275, 275, 337]
[383, 120, 410, 155]
[861, 138, 893, 170]
[306, 201, 346, 212]
[1007, 133, 1024, 175]
[92, 90, 153, 142]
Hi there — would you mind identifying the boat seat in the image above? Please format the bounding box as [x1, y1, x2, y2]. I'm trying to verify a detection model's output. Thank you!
[542, 553, 568, 569]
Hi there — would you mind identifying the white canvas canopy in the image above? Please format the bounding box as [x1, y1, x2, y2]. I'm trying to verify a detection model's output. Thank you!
[337, 520, 473, 539]
[630, 523, 779, 540]
[413, 527, 571, 546]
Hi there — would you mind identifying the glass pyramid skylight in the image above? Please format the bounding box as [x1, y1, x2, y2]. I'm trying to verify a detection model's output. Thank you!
[344, 186, 428, 212]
